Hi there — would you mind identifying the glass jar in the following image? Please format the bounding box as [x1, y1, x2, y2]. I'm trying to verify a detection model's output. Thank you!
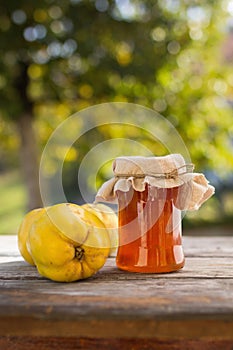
[116, 184, 184, 273]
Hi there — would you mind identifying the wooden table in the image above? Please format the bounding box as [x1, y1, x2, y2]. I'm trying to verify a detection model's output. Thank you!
[0, 235, 232, 350]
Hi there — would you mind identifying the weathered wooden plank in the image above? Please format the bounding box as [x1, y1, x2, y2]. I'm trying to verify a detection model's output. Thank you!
[0, 236, 233, 261]
[0, 278, 232, 318]
[0, 336, 233, 350]
[0, 255, 232, 280]
[0, 315, 232, 340]
[0, 261, 232, 323]
[183, 236, 233, 257]
[0, 235, 232, 343]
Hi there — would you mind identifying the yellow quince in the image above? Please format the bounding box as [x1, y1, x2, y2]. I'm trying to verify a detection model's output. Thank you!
[18, 207, 45, 265]
[27, 203, 110, 282]
[82, 203, 118, 256]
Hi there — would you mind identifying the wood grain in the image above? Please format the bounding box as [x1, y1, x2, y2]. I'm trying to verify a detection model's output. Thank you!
[0, 235, 232, 349]
[1, 235, 233, 260]
[0, 336, 233, 350]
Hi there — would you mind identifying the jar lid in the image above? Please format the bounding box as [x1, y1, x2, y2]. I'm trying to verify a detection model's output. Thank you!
[95, 154, 215, 211]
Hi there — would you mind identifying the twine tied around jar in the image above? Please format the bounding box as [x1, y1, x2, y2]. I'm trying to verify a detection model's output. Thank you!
[95, 155, 215, 210]
[115, 163, 194, 180]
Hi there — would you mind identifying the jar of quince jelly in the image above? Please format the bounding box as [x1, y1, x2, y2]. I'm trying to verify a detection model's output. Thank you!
[95, 154, 214, 274]
[116, 184, 184, 273]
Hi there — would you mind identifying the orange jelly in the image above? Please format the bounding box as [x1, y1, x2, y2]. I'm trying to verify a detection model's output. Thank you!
[116, 185, 184, 273]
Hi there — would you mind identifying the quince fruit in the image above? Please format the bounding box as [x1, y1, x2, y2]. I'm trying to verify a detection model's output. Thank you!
[26, 203, 110, 282]
[18, 207, 45, 265]
[82, 203, 118, 256]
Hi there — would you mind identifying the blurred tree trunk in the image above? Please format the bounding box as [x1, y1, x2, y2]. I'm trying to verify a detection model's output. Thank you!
[15, 61, 42, 210]
[17, 113, 43, 210]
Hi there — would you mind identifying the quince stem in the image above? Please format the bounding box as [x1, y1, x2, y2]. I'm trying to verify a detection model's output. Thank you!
[75, 246, 84, 261]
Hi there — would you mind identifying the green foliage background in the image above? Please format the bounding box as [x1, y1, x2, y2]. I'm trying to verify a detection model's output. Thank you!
[0, 0, 233, 233]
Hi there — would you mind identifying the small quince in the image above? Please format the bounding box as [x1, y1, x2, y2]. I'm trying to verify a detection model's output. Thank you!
[18, 203, 112, 282]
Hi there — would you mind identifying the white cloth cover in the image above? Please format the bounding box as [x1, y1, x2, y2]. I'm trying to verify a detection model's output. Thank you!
[95, 154, 215, 211]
